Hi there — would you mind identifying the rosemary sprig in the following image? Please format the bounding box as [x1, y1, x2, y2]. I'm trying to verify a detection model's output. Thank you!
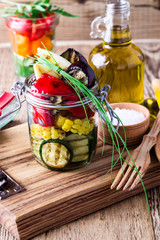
[0, 0, 79, 18]
[35, 49, 150, 219]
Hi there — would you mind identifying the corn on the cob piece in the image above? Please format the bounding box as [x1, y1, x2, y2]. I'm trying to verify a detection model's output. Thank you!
[42, 127, 51, 139]
[30, 124, 42, 138]
[30, 124, 66, 140]
[61, 117, 95, 135]
[62, 119, 73, 132]
[71, 124, 80, 130]
[70, 128, 78, 134]
[56, 115, 67, 128]
[59, 130, 66, 140]
[74, 119, 82, 125]
[30, 115, 95, 141]
[51, 127, 60, 139]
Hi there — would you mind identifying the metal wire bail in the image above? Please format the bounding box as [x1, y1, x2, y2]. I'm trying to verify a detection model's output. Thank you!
[97, 84, 120, 131]
[0, 81, 25, 121]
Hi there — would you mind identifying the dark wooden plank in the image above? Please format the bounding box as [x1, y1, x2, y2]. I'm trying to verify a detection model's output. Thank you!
[0, 123, 158, 240]
[148, 187, 160, 240]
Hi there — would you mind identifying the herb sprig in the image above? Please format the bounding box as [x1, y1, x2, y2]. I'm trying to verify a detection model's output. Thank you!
[0, 0, 79, 18]
[35, 46, 150, 219]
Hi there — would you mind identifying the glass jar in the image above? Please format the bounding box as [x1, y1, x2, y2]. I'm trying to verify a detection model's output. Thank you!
[25, 74, 98, 171]
[6, 14, 59, 81]
[89, 0, 145, 104]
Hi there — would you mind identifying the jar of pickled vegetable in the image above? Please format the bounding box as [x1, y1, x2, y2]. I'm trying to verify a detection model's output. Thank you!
[6, 14, 59, 80]
[89, 0, 145, 104]
[24, 73, 98, 171]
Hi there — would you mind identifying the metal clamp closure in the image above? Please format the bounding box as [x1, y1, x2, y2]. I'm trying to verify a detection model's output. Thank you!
[0, 81, 25, 121]
[97, 84, 120, 131]
[0, 170, 25, 200]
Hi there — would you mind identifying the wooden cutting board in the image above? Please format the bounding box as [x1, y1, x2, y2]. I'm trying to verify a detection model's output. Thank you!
[0, 123, 160, 240]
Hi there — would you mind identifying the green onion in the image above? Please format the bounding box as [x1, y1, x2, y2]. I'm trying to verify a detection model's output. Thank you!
[35, 46, 150, 220]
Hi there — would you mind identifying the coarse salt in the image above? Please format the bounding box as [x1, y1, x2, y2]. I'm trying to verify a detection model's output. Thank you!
[108, 108, 146, 126]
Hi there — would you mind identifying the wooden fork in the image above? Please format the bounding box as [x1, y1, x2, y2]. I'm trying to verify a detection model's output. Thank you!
[111, 111, 160, 191]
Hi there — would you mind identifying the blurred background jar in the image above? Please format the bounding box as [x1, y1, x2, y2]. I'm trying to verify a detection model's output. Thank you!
[89, 0, 145, 104]
[6, 14, 59, 81]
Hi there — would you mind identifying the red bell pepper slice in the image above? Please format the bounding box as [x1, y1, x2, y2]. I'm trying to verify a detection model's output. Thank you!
[31, 74, 79, 126]
[30, 19, 46, 41]
[6, 16, 32, 38]
[32, 106, 55, 127]
[6, 15, 56, 41]
[69, 105, 95, 119]
[32, 73, 78, 98]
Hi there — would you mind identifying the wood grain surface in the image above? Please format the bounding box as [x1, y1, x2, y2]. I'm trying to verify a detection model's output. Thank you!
[0, 123, 160, 240]
[0, 0, 160, 43]
[155, 133, 160, 163]
[0, 40, 160, 240]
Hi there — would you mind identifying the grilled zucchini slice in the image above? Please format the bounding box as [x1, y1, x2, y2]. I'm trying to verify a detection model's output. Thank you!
[65, 134, 89, 162]
[39, 139, 73, 170]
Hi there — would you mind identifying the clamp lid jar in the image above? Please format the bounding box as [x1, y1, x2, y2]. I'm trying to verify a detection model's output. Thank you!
[25, 74, 99, 171]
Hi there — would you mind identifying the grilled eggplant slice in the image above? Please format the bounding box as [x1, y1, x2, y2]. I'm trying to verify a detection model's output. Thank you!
[61, 48, 88, 64]
[64, 61, 96, 88]
[39, 139, 73, 170]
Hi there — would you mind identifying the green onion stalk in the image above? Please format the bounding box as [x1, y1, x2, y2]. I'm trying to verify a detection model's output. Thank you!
[35, 45, 150, 219]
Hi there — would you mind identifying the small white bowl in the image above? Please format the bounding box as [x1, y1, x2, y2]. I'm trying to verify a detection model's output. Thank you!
[98, 102, 150, 146]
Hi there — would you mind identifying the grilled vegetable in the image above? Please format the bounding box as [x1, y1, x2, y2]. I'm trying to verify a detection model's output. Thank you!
[37, 48, 71, 71]
[31, 73, 79, 105]
[32, 73, 77, 95]
[60, 48, 88, 64]
[34, 63, 60, 80]
[32, 106, 55, 127]
[31, 124, 66, 140]
[64, 61, 96, 88]
[39, 139, 73, 170]
[69, 105, 94, 119]
[65, 134, 89, 162]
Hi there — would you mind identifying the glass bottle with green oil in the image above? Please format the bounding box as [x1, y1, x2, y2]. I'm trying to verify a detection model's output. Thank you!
[89, 0, 145, 104]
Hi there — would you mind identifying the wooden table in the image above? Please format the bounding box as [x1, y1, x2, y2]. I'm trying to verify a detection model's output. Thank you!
[0, 40, 160, 240]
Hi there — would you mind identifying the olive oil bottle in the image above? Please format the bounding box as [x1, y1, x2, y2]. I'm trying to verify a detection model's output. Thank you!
[89, 0, 145, 104]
